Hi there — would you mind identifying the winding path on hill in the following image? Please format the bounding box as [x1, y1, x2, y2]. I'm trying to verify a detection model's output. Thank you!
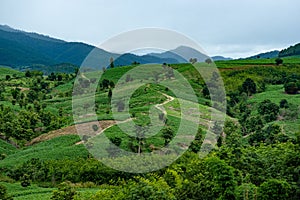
[154, 93, 175, 115]
[28, 93, 175, 146]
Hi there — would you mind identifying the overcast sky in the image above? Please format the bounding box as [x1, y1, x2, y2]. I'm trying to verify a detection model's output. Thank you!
[1, 0, 299, 58]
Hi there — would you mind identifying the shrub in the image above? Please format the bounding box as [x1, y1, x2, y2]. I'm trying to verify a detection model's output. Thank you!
[0, 184, 13, 200]
[51, 181, 77, 200]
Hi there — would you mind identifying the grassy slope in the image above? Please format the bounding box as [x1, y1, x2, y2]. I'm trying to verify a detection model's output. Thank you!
[248, 84, 300, 105]
[1, 58, 299, 199]
[215, 56, 300, 68]
[248, 84, 300, 136]
[0, 182, 99, 200]
[0, 66, 24, 79]
[0, 140, 18, 155]
[0, 135, 89, 168]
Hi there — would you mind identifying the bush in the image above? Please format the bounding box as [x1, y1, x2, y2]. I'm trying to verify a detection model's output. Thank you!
[235, 183, 257, 200]
[284, 81, 298, 94]
[275, 58, 283, 65]
[51, 181, 77, 200]
[0, 184, 13, 200]
[258, 179, 291, 200]
[258, 99, 279, 122]
[279, 99, 289, 108]
[21, 174, 31, 187]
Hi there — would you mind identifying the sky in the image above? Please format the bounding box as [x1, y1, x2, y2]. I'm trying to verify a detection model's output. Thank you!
[0, 0, 300, 58]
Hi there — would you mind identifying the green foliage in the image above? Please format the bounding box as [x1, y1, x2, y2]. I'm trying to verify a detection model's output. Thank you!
[235, 183, 257, 200]
[0, 58, 299, 200]
[279, 99, 289, 108]
[121, 176, 176, 200]
[0, 135, 89, 168]
[258, 179, 292, 200]
[279, 43, 300, 57]
[275, 57, 283, 65]
[242, 78, 257, 96]
[0, 184, 13, 200]
[284, 81, 299, 94]
[162, 126, 174, 145]
[182, 156, 237, 200]
[51, 182, 77, 200]
[258, 99, 279, 122]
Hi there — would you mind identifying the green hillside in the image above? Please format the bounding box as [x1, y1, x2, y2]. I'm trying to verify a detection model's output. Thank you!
[0, 135, 89, 168]
[0, 59, 299, 199]
[279, 43, 300, 57]
[0, 66, 24, 79]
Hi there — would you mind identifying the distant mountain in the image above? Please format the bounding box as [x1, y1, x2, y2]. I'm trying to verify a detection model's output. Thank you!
[0, 25, 65, 43]
[114, 53, 179, 66]
[147, 46, 209, 63]
[171, 46, 209, 62]
[0, 25, 117, 68]
[0, 25, 181, 70]
[279, 43, 300, 57]
[246, 50, 279, 59]
[148, 50, 187, 63]
[212, 56, 232, 61]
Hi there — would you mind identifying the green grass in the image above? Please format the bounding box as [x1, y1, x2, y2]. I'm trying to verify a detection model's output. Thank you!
[0, 135, 89, 168]
[248, 85, 300, 136]
[0, 66, 24, 79]
[248, 85, 300, 105]
[215, 56, 300, 68]
[1, 181, 100, 200]
[0, 140, 18, 155]
[1, 182, 54, 200]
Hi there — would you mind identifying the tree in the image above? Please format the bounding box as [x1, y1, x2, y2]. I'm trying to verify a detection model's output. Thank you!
[109, 80, 115, 88]
[189, 128, 203, 153]
[27, 90, 38, 103]
[5, 75, 10, 81]
[21, 174, 31, 187]
[125, 74, 131, 82]
[258, 99, 279, 122]
[235, 183, 257, 200]
[101, 79, 110, 89]
[121, 177, 176, 200]
[242, 78, 257, 96]
[205, 58, 212, 64]
[202, 84, 210, 99]
[279, 99, 289, 108]
[57, 74, 63, 81]
[284, 81, 298, 94]
[185, 156, 237, 199]
[116, 100, 125, 112]
[109, 57, 114, 68]
[245, 115, 264, 135]
[275, 58, 283, 65]
[51, 182, 77, 200]
[258, 179, 291, 200]
[135, 125, 147, 154]
[189, 58, 197, 64]
[11, 87, 20, 100]
[106, 137, 122, 157]
[162, 126, 174, 146]
[110, 137, 122, 146]
[25, 70, 32, 77]
[108, 89, 112, 99]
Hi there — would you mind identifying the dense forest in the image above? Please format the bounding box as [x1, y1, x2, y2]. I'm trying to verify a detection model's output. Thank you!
[279, 43, 300, 57]
[0, 56, 299, 199]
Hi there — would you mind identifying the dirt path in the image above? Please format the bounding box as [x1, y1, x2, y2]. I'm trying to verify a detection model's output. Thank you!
[28, 93, 174, 146]
[154, 93, 175, 115]
[27, 120, 115, 146]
